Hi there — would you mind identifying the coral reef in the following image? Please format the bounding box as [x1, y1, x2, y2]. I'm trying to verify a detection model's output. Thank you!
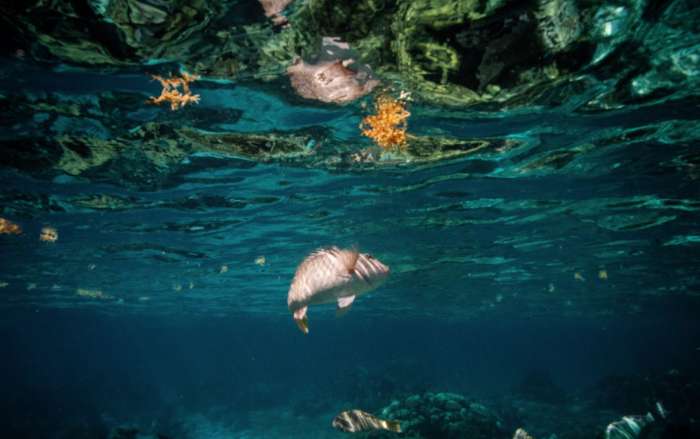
[360, 95, 410, 150]
[377, 392, 507, 439]
[1, 0, 695, 108]
[148, 73, 200, 111]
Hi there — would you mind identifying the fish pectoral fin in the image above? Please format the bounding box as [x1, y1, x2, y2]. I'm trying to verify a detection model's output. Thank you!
[335, 295, 355, 318]
[294, 316, 309, 334]
[293, 307, 309, 334]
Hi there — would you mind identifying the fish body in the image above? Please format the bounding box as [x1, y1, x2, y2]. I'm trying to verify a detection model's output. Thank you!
[332, 409, 401, 434]
[287, 247, 389, 334]
[513, 428, 535, 439]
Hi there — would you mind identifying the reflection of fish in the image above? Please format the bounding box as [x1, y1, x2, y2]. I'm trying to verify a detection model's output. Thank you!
[287, 247, 389, 334]
[332, 409, 401, 433]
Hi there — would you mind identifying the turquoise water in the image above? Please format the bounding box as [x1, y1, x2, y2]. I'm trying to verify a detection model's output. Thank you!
[2, 1, 700, 438]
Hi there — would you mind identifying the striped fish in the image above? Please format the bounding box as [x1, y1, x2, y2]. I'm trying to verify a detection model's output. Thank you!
[287, 246, 389, 334]
[332, 409, 401, 433]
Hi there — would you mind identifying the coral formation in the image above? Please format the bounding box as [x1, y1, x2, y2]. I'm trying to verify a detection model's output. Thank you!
[360, 94, 410, 150]
[148, 72, 200, 111]
[378, 392, 507, 439]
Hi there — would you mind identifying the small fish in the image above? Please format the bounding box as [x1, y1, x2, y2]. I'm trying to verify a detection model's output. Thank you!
[255, 256, 266, 266]
[598, 269, 608, 280]
[39, 226, 58, 243]
[513, 428, 535, 439]
[332, 409, 401, 434]
[574, 272, 585, 281]
[0, 217, 22, 235]
[287, 246, 389, 334]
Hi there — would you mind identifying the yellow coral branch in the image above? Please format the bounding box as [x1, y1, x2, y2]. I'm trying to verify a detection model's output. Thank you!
[360, 94, 411, 150]
[148, 72, 201, 111]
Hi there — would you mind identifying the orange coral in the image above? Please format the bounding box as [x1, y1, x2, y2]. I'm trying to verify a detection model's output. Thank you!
[0, 217, 21, 235]
[360, 94, 410, 150]
[148, 72, 200, 110]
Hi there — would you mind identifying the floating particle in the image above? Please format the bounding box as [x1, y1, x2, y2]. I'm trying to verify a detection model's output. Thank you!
[574, 272, 586, 281]
[26, 283, 36, 291]
[495, 294, 504, 303]
[548, 282, 556, 293]
[148, 72, 200, 111]
[76, 288, 112, 300]
[255, 256, 266, 266]
[138, 296, 150, 302]
[598, 269, 608, 280]
[88, 264, 97, 271]
[0, 217, 22, 235]
[173, 283, 183, 292]
[39, 226, 58, 243]
[219, 264, 229, 274]
[0, 282, 8, 288]
[188, 281, 194, 289]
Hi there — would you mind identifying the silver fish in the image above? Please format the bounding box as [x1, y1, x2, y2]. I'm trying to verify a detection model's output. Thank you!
[605, 414, 655, 439]
[287, 247, 389, 334]
[513, 428, 535, 439]
[332, 409, 401, 433]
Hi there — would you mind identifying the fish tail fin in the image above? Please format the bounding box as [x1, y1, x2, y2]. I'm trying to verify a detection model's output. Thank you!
[384, 420, 401, 433]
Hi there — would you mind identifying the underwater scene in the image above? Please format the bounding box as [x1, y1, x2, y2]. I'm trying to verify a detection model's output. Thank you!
[1, 0, 699, 438]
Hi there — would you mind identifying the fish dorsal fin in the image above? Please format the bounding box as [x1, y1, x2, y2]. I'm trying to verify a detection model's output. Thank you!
[339, 248, 360, 274]
[336, 295, 356, 317]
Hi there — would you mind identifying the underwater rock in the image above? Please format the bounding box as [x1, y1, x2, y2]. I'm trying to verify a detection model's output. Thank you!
[379, 392, 507, 439]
